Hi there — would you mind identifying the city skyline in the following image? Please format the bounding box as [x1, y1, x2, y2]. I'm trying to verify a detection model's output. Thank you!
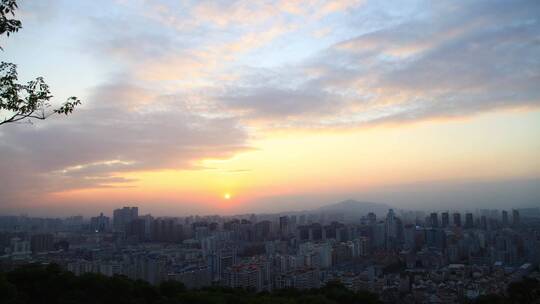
[1, 0, 539, 216]
[1, 200, 537, 221]
[1, 201, 538, 302]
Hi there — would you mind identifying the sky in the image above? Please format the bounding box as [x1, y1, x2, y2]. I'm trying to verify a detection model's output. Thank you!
[0, 0, 539, 216]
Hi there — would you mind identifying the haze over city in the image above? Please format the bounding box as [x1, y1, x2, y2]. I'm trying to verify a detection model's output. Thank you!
[1, 0, 539, 217]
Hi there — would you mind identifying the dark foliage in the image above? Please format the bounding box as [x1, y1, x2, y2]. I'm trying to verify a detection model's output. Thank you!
[0, 0, 80, 126]
[475, 278, 540, 304]
[0, 264, 382, 304]
[0, 0, 21, 38]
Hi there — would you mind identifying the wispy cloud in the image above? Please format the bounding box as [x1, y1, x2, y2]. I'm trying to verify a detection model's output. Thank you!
[213, 0, 540, 128]
[0, 82, 250, 204]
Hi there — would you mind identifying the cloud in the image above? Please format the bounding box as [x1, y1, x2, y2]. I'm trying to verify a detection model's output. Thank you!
[86, 4, 295, 87]
[2, 0, 539, 213]
[108, 0, 539, 130]
[212, 0, 540, 128]
[24, 0, 539, 131]
[220, 86, 346, 119]
[146, 0, 364, 30]
[0, 82, 250, 205]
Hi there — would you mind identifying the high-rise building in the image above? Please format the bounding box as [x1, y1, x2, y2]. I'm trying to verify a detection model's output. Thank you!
[275, 268, 320, 290]
[290, 215, 297, 225]
[126, 218, 147, 241]
[354, 237, 370, 257]
[385, 209, 397, 237]
[502, 210, 509, 226]
[224, 263, 264, 291]
[385, 209, 398, 250]
[480, 216, 488, 230]
[30, 233, 54, 253]
[425, 228, 445, 249]
[152, 218, 182, 242]
[254, 220, 271, 241]
[452, 212, 461, 227]
[279, 216, 289, 237]
[139, 214, 154, 239]
[367, 213, 377, 226]
[90, 213, 110, 232]
[430, 213, 439, 228]
[209, 247, 238, 281]
[64, 216, 84, 231]
[441, 212, 449, 228]
[113, 207, 138, 232]
[373, 221, 386, 249]
[403, 224, 416, 251]
[10, 238, 31, 257]
[299, 214, 306, 225]
[465, 213, 474, 229]
[296, 225, 309, 241]
[512, 209, 520, 227]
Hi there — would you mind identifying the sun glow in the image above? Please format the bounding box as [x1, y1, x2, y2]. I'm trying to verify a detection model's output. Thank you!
[224, 193, 231, 200]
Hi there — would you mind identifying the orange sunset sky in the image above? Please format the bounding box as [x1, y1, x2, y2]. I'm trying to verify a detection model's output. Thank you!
[1, 0, 539, 216]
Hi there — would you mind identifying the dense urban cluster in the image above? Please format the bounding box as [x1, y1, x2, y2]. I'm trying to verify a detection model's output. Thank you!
[1, 202, 540, 303]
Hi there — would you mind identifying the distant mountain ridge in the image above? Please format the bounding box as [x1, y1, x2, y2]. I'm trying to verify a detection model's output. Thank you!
[315, 199, 393, 217]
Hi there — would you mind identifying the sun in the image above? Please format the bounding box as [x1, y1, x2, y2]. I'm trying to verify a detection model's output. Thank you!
[223, 193, 231, 200]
